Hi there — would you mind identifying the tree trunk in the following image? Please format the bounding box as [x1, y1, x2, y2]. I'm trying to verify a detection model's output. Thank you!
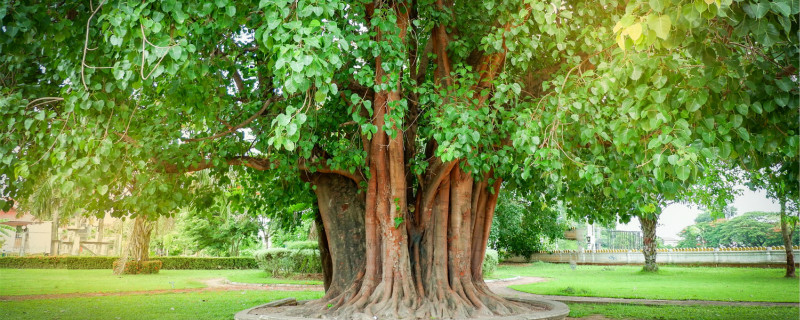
[96, 217, 105, 255]
[779, 198, 796, 278]
[295, 2, 521, 318]
[127, 215, 153, 262]
[639, 216, 658, 272]
[309, 173, 366, 298]
[114, 215, 153, 275]
[50, 208, 60, 255]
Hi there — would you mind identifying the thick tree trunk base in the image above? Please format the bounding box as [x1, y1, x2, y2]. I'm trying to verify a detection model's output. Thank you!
[114, 215, 153, 275]
[235, 296, 568, 320]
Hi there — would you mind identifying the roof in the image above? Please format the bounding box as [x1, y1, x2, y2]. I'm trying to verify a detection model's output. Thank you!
[0, 207, 39, 226]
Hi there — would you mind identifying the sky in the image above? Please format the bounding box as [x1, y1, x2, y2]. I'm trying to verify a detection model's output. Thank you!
[616, 185, 781, 240]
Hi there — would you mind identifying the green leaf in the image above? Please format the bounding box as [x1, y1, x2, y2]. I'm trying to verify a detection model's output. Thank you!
[226, 5, 236, 17]
[650, 0, 666, 12]
[24, 119, 33, 130]
[735, 103, 748, 115]
[314, 90, 326, 103]
[394, 217, 404, 229]
[286, 123, 298, 136]
[744, 0, 771, 19]
[284, 140, 295, 151]
[630, 66, 643, 80]
[731, 114, 743, 128]
[653, 153, 664, 166]
[169, 46, 183, 60]
[97, 185, 109, 195]
[668, 154, 679, 165]
[647, 15, 671, 40]
[277, 114, 291, 126]
[624, 23, 643, 41]
[720, 142, 733, 158]
[771, 0, 792, 16]
[675, 166, 691, 181]
[34, 111, 45, 121]
[736, 127, 750, 141]
[649, 89, 668, 104]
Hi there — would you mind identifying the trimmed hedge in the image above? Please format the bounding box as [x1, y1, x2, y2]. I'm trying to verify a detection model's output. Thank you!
[159, 257, 257, 270]
[253, 248, 322, 276]
[0, 256, 117, 269]
[483, 248, 499, 277]
[113, 260, 162, 274]
[0, 256, 257, 270]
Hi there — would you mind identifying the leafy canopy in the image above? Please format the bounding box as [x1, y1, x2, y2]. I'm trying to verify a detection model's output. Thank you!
[0, 0, 796, 226]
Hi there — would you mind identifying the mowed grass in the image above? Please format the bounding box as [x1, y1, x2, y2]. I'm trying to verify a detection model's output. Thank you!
[0, 269, 320, 296]
[567, 303, 799, 320]
[493, 262, 800, 302]
[0, 290, 324, 320]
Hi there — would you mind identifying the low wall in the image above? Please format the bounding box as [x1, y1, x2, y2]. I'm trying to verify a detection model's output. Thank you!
[509, 246, 800, 267]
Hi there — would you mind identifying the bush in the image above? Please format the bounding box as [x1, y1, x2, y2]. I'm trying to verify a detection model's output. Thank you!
[0, 256, 257, 270]
[253, 248, 322, 276]
[158, 257, 257, 269]
[283, 241, 319, 250]
[483, 248, 499, 277]
[112, 260, 162, 274]
[0, 256, 117, 269]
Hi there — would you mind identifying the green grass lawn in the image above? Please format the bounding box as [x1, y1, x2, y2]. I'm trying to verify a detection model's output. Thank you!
[0, 269, 320, 296]
[568, 303, 799, 320]
[493, 262, 800, 302]
[0, 290, 324, 320]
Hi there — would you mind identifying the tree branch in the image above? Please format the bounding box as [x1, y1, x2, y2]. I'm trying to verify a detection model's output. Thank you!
[182, 95, 285, 142]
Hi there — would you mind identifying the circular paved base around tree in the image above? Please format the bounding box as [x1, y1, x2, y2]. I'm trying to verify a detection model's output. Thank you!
[234, 297, 569, 320]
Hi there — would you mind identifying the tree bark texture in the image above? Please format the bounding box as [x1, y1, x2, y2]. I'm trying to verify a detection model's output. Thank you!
[639, 216, 658, 272]
[310, 173, 366, 297]
[127, 215, 153, 262]
[779, 199, 796, 278]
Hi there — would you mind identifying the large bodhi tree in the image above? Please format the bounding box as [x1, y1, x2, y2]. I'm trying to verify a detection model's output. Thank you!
[0, 0, 797, 318]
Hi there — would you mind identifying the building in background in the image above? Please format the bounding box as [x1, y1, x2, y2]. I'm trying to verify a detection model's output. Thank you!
[0, 207, 52, 255]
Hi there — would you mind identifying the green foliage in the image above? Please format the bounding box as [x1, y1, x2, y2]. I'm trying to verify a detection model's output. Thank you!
[268, 215, 315, 247]
[253, 248, 322, 276]
[157, 257, 257, 270]
[482, 248, 499, 277]
[283, 240, 319, 250]
[678, 211, 799, 248]
[0, 256, 257, 270]
[489, 189, 567, 259]
[0, 0, 796, 258]
[0, 256, 117, 269]
[112, 260, 162, 274]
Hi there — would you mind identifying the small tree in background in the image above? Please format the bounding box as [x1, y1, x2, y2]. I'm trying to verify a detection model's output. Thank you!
[488, 188, 567, 260]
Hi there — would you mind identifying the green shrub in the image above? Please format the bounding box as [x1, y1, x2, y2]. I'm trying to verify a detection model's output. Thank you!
[157, 257, 257, 269]
[112, 260, 162, 274]
[253, 248, 322, 276]
[483, 248, 499, 277]
[0, 256, 257, 270]
[0, 256, 116, 269]
[283, 241, 319, 250]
